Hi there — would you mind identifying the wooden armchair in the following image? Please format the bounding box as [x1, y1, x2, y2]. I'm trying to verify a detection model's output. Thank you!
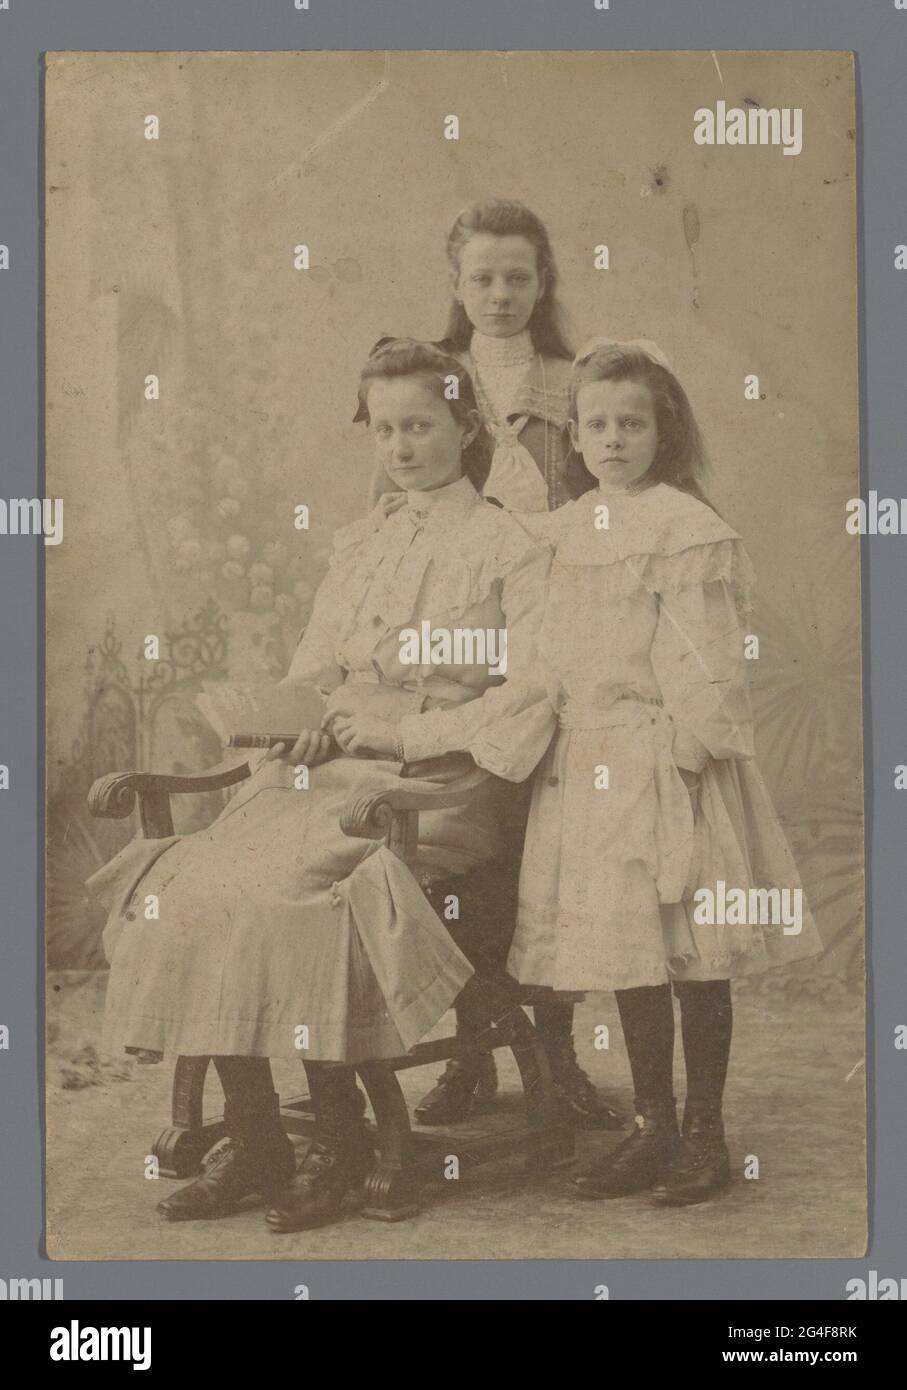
[88, 751, 573, 1221]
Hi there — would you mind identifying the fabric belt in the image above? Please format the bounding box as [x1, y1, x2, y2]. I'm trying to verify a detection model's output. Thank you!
[558, 692, 664, 732]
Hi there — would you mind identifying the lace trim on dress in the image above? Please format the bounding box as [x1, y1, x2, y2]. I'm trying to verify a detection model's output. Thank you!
[507, 379, 571, 429]
[331, 503, 541, 642]
[554, 537, 756, 618]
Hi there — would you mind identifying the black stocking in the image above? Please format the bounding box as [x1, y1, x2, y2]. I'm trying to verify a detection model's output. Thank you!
[614, 984, 675, 1104]
[212, 1055, 276, 1105]
[210, 1056, 287, 1150]
[672, 979, 733, 1109]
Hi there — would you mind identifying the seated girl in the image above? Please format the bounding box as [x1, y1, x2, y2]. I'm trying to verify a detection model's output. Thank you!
[87, 339, 556, 1233]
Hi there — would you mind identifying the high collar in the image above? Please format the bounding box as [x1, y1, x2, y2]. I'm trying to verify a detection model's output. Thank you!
[466, 341, 571, 428]
[404, 473, 479, 520]
[594, 479, 645, 502]
[470, 328, 535, 368]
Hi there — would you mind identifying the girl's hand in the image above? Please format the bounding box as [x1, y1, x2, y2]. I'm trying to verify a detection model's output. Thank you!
[322, 684, 419, 728]
[377, 491, 407, 518]
[330, 714, 398, 758]
[266, 729, 334, 766]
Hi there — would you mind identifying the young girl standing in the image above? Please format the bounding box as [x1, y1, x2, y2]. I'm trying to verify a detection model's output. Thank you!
[367, 200, 615, 1129]
[508, 340, 823, 1205]
[367, 198, 582, 513]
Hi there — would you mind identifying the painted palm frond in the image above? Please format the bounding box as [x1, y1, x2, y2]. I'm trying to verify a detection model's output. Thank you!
[748, 556, 861, 800]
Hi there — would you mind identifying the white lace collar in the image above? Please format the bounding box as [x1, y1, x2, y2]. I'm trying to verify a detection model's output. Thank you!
[470, 328, 535, 369]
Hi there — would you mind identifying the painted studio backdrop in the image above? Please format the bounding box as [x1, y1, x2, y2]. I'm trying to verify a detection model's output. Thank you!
[43, 50, 862, 1257]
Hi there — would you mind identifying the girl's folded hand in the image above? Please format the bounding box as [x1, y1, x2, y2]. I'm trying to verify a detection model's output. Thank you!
[330, 714, 398, 758]
[377, 491, 407, 518]
[322, 684, 412, 727]
[266, 729, 334, 766]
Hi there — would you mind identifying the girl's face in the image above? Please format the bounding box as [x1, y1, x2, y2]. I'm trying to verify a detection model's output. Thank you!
[454, 233, 545, 338]
[570, 379, 659, 490]
[367, 375, 476, 492]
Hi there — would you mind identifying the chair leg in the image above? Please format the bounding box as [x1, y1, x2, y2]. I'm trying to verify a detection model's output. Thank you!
[355, 1064, 423, 1221]
[152, 1056, 226, 1179]
[464, 977, 575, 1170]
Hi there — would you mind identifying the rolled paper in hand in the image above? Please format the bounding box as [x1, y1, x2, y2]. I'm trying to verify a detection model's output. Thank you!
[226, 733, 301, 749]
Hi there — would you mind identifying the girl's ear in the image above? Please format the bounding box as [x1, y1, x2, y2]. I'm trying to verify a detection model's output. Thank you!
[536, 266, 548, 301]
[461, 408, 482, 449]
[567, 418, 580, 453]
[449, 265, 462, 304]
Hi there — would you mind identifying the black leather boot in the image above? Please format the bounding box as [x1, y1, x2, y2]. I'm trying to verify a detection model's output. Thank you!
[158, 1091, 295, 1221]
[572, 1096, 679, 1199]
[413, 1051, 498, 1126]
[651, 1100, 730, 1206]
[265, 1065, 375, 1233]
[534, 999, 623, 1130]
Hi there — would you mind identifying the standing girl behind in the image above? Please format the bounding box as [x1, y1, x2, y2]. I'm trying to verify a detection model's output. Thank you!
[509, 340, 823, 1205]
[367, 198, 586, 514]
[367, 200, 615, 1129]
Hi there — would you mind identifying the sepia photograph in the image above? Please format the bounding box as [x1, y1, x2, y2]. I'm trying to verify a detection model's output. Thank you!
[43, 49, 864, 1261]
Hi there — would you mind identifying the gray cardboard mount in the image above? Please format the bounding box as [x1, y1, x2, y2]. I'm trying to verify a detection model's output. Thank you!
[0, 0, 900, 1299]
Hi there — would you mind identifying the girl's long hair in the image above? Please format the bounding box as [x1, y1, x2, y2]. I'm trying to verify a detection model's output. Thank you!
[567, 345, 715, 508]
[441, 199, 573, 359]
[356, 338, 493, 494]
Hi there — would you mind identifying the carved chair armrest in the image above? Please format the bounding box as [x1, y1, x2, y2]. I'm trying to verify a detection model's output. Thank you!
[340, 753, 496, 864]
[88, 758, 253, 839]
[399, 752, 478, 784]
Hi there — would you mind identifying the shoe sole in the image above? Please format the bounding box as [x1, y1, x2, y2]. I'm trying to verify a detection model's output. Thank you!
[265, 1186, 366, 1234]
[413, 1095, 496, 1127]
[571, 1181, 657, 1201]
[650, 1181, 731, 1207]
[157, 1172, 295, 1223]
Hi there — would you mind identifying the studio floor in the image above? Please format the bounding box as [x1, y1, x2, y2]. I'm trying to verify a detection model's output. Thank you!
[45, 972, 866, 1262]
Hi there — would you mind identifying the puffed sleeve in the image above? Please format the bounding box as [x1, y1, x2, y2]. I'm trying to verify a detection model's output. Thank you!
[651, 571, 755, 772]
[279, 510, 383, 697]
[397, 542, 557, 782]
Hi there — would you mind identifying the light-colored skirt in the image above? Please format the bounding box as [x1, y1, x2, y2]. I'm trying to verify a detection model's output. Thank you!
[87, 752, 507, 1063]
[510, 699, 823, 992]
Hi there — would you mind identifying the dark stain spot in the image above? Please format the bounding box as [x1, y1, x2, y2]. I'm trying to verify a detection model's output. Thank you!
[743, 96, 760, 108]
[650, 163, 669, 193]
[847, 129, 855, 140]
[683, 203, 701, 250]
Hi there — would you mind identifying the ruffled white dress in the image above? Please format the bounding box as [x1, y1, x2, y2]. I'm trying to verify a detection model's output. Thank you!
[89, 477, 556, 1062]
[508, 482, 824, 992]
